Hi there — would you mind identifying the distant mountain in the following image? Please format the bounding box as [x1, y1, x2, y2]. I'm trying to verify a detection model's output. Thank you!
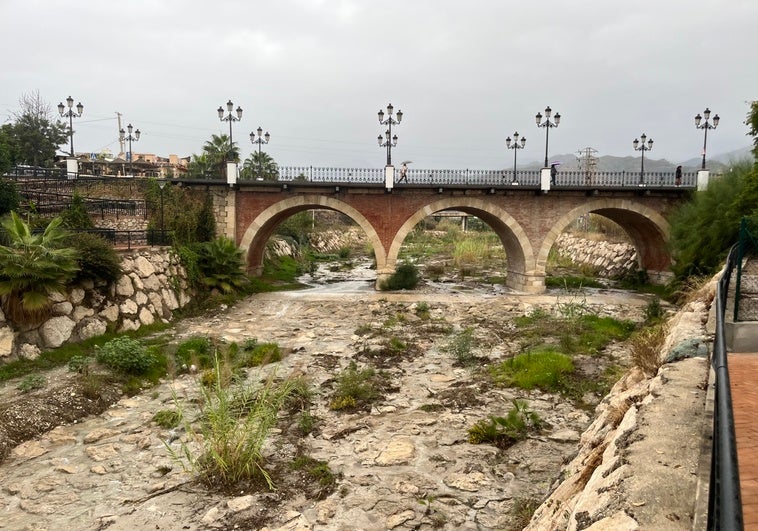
[523, 146, 754, 172]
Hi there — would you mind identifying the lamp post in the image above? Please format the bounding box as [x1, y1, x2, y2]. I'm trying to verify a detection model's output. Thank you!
[633, 133, 653, 185]
[506, 132, 526, 185]
[119, 124, 141, 176]
[217, 99, 243, 161]
[695, 108, 719, 170]
[158, 180, 166, 244]
[249, 126, 271, 179]
[377, 103, 402, 166]
[57, 96, 84, 156]
[535, 106, 560, 168]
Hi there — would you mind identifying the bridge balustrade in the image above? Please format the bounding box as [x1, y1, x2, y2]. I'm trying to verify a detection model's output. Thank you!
[5, 165, 698, 190]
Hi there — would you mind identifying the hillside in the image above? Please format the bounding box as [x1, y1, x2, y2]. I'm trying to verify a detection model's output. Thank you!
[523, 146, 754, 172]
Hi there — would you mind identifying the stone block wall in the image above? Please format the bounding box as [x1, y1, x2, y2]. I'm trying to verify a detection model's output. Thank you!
[0, 248, 192, 363]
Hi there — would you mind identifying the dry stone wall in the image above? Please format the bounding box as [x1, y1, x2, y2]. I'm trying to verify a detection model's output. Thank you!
[0, 248, 191, 363]
[555, 233, 638, 277]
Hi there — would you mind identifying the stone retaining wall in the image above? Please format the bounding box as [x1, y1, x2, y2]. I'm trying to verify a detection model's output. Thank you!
[0, 248, 191, 363]
[555, 233, 638, 277]
[94, 217, 149, 232]
[525, 279, 715, 530]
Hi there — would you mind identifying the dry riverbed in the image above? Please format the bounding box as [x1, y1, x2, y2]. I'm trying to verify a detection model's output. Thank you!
[0, 282, 655, 530]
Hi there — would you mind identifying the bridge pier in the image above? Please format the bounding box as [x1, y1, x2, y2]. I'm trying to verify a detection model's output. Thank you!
[506, 271, 546, 294]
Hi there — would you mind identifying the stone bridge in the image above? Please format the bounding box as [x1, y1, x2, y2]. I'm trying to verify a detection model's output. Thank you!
[198, 170, 697, 293]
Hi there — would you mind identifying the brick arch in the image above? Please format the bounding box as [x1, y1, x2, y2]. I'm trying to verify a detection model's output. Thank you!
[239, 195, 387, 275]
[537, 198, 672, 278]
[387, 197, 540, 292]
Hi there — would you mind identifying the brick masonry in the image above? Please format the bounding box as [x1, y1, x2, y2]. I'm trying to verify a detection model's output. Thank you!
[208, 183, 687, 293]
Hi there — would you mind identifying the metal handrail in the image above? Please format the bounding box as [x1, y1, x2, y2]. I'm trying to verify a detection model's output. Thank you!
[708, 243, 743, 529]
[5, 165, 699, 189]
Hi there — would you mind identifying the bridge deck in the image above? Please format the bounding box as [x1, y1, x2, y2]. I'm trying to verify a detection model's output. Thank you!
[728, 352, 758, 529]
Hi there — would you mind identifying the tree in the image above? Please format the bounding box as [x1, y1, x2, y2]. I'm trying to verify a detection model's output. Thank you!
[746, 100, 758, 161]
[0, 179, 20, 217]
[7, 91, 67, 167]
[241, 151, 280, 181]
[0, 125, 18, 173]
[0, 212, 79, 323]
[187, 134, 240, 179]
[669, 160, 757, 278]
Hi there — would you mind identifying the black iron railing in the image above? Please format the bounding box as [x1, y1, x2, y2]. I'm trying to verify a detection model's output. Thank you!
[708, 243, 743, 530]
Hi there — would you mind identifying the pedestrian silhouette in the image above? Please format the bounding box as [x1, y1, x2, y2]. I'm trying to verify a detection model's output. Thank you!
[675, 165, 682, 186]
[398, 163, 408, 183]
[550, 163, 557, 185]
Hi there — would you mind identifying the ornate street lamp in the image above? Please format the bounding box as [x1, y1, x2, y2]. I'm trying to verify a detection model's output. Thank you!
[535, 106, 560, 168]
[217, 99, 243, 161]
[695, 108, 720, 170]
[633, 133, 653, 185]
[250, 126, 271, 179]
[378, 103, 402, 166]
[158, 180, 166, 244]
[119, 124, 141, 176]
[57, 96, 84, 156]
[506, 132, 526, 185]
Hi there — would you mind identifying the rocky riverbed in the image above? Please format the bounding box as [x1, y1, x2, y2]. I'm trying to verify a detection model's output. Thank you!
[0, 281, 659, 531]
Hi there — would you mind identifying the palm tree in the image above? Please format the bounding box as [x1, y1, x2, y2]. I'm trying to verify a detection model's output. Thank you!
[204, 134, 239, 164]
[0, 212, 79, 324]
[241, 151, 279, 181]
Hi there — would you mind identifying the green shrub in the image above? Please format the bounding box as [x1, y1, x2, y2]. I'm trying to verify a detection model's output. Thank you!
[329, 362, 382, 411]
[68, 355, 93, 374]
[380, 262, 420, 291]
[445, 327, 478, 366]
[645, 297, 664, 323]
[468, 400, 545, 448]
[196, 237, 249, 294]
[66, 232, 122, 284]
[415, 301, 430, 319]
[0, 179, 19, 217]
[0, 213, 79, 324]
[174, 336, 213, 370]
[95, 337, 155, 375]
[490, 348, 574, 392]
[60, 193, 94, 229]
[17, 374, 46, 393]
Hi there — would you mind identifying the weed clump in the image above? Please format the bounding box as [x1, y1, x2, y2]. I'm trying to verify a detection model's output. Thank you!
[468, 400, 545, 448]
[490, 348, 574, 393]
[329, 362, 386, 411]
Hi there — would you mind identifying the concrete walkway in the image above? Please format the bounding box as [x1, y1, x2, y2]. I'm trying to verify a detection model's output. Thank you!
[728, 353, 758, 530]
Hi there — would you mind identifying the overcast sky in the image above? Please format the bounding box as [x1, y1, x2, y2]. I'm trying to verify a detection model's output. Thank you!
[1, 0, 755, 169]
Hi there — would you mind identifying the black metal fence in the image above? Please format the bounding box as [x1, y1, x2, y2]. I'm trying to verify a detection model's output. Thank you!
[274, 166, 697, 188]
[708, 243, 744, 530]
[6, 164, 698, 189]
[733, 218, 758, 322]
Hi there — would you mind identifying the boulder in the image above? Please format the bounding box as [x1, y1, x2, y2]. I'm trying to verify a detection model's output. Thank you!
[39, 316, 76, 348]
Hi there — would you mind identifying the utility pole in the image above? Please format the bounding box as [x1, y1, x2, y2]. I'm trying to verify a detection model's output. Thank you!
[116, 112, 125, 156]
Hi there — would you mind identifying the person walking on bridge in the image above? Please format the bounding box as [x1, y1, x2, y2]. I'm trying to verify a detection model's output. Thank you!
[398, 162, 408, 183]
